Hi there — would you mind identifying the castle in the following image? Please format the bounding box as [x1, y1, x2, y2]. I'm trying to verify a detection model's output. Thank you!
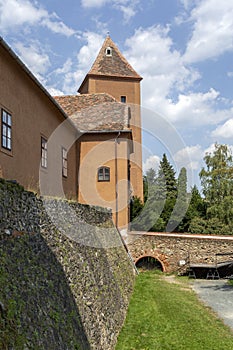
[0, 35, 143, 233]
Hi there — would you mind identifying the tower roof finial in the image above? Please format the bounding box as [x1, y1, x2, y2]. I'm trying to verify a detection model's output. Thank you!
[107, 31, 110, 37]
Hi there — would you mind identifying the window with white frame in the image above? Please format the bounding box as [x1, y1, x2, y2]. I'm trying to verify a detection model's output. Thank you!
[1, 109, 12, 151]
[105, 47, 112, 56]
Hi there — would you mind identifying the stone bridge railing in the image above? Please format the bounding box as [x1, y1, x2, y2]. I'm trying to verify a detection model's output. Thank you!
[127, 231, 233, 273]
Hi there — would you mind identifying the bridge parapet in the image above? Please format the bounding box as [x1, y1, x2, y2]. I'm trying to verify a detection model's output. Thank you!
[127, 232, 233, 274]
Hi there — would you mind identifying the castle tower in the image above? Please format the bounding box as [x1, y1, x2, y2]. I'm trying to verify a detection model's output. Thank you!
[78, 36, 143, 201]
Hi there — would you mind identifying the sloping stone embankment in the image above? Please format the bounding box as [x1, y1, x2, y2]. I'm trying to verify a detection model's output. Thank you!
[0, 178, 135, 349]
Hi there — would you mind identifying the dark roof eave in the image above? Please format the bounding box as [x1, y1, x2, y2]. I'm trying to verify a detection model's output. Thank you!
[80, 129, 132, 137]
[0, 37, 68, 121]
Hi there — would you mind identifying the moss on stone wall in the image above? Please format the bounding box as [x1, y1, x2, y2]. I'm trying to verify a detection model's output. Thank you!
[0, 179, 135, 349]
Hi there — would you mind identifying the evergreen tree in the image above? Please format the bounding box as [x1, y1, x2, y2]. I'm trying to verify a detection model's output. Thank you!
[186, 185, 206, 233]
[169, 167, 188, 232]
[157, 154, 177, 199]
[130, 168, 165, 231]
[189, 185, 206, 217]
[130, 196, 143, 222]
[156, 154, 177, 231]
[145, 168, 156, 186]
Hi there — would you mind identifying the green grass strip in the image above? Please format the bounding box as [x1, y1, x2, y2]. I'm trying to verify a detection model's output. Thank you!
[116, 271, 233, 350]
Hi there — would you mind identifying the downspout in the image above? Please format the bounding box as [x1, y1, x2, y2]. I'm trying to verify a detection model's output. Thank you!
[115, 131, 121, 228]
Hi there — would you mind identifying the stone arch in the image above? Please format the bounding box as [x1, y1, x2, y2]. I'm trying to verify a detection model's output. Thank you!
[135, 254, 166, 272]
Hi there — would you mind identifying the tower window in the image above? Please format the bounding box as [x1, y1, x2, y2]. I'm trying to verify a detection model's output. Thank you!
[98, 167, 110, 182]
[105, 47, 112, 56]
[121, 96, 126, 103]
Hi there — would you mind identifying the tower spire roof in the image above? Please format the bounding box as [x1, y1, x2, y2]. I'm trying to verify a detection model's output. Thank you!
[85, 36, 142, 80]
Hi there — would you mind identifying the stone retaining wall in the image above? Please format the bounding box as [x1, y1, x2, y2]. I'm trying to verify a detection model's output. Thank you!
[0, 178, 135, 350]
[127, 232, 233, 274]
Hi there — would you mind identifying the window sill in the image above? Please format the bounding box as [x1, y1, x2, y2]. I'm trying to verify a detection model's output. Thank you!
[0, 147, 13, 157]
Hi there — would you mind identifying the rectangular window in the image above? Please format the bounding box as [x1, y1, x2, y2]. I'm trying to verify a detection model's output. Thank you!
[121, 96, 126, 103]
[62, 147, 68, 178]
[41, 137, 47, 168]
[1, 109, 12, 151]
[98, 167, 110, 182]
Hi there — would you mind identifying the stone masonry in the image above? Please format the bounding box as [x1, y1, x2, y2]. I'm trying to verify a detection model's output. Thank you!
[127, 232, 233, 274]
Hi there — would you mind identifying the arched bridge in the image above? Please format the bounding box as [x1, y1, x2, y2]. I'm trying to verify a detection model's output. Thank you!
[126, 231, 233, 275]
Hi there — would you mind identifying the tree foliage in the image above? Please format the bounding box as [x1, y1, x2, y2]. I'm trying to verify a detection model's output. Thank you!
[130, 144, 233, 235]
[199, 143, 233, 233]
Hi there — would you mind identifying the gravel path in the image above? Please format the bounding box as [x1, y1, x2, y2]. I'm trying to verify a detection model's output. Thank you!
[191, 279, 233, 331]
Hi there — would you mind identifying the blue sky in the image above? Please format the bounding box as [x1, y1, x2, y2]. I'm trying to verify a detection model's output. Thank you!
[1, 0, 233, 189]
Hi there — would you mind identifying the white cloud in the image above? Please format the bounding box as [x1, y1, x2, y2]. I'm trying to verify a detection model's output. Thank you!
[14, 40, 51, 82]
[77, 32, 104, 71]
[41, 17, 76, 37]
[179, 0, 196, 11]
[203, 143, 218, 155]
[227, 72, 233, 78]
[0, 0, 46, 28]
[123, 26, 233, 127]
[49, 31, 105, 94]
[164, 88, 233, 126]
[48, 87, 64, 97]
[184, 0, 233, 63]
[204, 143, 233, 156]
[124, 25, 200, 102]
[54, 58, 74, 76]
[211, 119, 233, 139]
[0, 0, 75, 36]
[81, 0, 139, 21]
[174, 145, 203, 170]
[143, 155, 160, 173]
[63, 31, 104, 93]
[81, 0, 108, 7]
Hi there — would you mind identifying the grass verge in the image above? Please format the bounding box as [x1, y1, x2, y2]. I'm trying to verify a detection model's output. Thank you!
[116, 271, 233, 350]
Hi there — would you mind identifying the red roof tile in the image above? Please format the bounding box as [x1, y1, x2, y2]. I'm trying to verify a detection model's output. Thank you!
[54, 93, 130, 132]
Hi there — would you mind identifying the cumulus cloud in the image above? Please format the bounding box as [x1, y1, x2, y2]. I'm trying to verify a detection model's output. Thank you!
[143, 155, 160, 173]
[211, 119, 233, 139]
[0, 0, 75, 36]
[0, 0, 46, 28]
[123, 26, 233, 127]
[164, 89, 233, 126]
[124, 25, 200, 102]
[184, 0, 233, 63]
[14, 40, 51, 82]
[77, 32, 104, 71]
[50, 31, 105, 94]
[48, 87, 64, 97]
[174, 145, 203, 170]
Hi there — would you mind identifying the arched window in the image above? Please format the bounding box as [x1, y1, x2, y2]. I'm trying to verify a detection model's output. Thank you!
[105, 47, 112, 56]
[98, 166, 110, 182]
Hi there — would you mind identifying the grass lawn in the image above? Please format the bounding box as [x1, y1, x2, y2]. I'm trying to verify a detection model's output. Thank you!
[116, 271, 233, 350]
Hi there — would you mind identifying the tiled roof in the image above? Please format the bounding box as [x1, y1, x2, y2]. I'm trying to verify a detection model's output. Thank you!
[54, 93, 130, 132]
[87, 36, 142, 79]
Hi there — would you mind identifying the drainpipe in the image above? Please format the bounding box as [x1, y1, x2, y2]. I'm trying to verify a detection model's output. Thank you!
[115, 132, 121, 228]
